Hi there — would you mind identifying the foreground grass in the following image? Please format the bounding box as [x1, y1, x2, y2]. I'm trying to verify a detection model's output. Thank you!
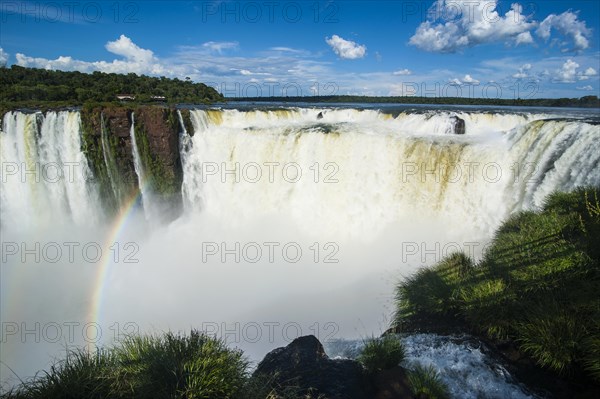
[4, 330, 248, 399]
[395, 187, 600, 382]
[3, 330, 334, 399]
[406, 365, 450, 399]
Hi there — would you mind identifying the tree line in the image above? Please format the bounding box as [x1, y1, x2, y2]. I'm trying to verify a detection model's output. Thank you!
[0, 65, 223, 105]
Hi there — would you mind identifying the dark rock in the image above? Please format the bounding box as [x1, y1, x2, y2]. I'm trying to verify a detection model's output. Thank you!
[317, 111, 324, 120]
[450, 116, 466, 135]
[374, 366, 413, 399]
[254, 335, 374, 399]
[104, 107, 132, 137]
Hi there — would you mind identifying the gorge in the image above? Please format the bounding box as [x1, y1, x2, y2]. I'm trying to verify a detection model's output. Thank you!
[1, 104, 599, 395]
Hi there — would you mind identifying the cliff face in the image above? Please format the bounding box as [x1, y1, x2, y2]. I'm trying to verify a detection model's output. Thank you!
[81, 105, 186, 220]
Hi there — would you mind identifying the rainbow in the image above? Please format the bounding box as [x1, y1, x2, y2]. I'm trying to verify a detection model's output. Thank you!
[88, 188, 145, 339]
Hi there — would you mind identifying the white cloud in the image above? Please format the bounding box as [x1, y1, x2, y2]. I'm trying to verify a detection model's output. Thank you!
[202, 41, 239, 54]
[393, 69, 412, 76]
[576, 85, 593, 91]
[325, 35, 366, 59]
[515, 32, 534, 46]
[552, 59, 599, 83]
[462, 74, 480, 84]
[449, 74, 480, 85]
[16, 35, 177, 76]
[105, 35, 155, 63]
[512, 63, 532, 78]
[237, 69, 271, 76]
[0, 47, 9, 66]
[537, 11, 591, 51]
[553, 59, 579, 82]
[409, 1, 535, 53]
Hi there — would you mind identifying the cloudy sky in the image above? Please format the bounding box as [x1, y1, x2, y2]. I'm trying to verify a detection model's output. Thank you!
[1, 0, 599, 98]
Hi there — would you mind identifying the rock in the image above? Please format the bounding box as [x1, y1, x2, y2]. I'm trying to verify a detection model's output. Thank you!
[253, 335, 374, 399]
[374, 366, 413, 399]
[104, 107, 133, 137]
[450, 116, 466, 135]
[317, 111, 324, 120]
[79, 105, 183, 219]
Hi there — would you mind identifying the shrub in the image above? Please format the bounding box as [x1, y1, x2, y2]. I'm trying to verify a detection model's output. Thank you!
[406, 364, 450, 399]
[394, 252, 473, 323]
[515, 302, 586, 375]
[111, 330, 248, 398]
[2, 348, 115, 399]
[4, 330, 248, 399]
[581, 332, 600, 382]
[357, 335, 405, 374]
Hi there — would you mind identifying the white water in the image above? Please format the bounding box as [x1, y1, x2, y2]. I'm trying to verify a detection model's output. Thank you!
[129, 112, 156, 221]
[0, 111, 99, 229]
[180, 108, 599, 239]
[100, 112, 121, 204]
[1, 106, 599, 394]
[326, 335, 534, 398]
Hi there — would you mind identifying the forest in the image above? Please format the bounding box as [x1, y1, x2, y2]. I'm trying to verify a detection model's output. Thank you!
[0, 65, 223, 106]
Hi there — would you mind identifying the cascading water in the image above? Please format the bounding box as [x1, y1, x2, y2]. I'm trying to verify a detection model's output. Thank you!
[1, 106, 599, 395]
[129, 112, 154, 221]
[0, 111, 99, 229]
[100, 112, 121, 205]
[179, 108, 600, 240]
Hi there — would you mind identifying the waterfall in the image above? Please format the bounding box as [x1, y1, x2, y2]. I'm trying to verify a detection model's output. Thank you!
[2, 105, 599, 391]
[0, 111, 99, 229]
[100, 112, 121, 205]
[130, 112, 153, 220]
[179, 108, 600, 239]
[2, 107, 599, 238]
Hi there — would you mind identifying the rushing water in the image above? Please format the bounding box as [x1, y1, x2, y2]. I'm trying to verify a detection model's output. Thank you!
[1, 105, 599, 394]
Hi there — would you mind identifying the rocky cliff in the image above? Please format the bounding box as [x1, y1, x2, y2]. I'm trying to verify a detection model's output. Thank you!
[81, 105, 192, 220]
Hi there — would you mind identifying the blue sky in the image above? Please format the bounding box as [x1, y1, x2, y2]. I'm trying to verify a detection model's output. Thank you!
[1, 0, 599, 98]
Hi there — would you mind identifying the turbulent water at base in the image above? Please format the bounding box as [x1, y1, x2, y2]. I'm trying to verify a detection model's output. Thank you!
[326, 334, 534, 398]
[1, 106, 599, 395]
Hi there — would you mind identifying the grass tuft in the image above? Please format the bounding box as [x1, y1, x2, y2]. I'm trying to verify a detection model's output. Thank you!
[406, 364, 450, 399]
[357, 335, 405, 374]
[395, 252, 473, 323]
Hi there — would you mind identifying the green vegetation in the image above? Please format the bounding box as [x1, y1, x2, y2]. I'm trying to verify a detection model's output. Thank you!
[4, 330, 248, 399]
[357, 335, 406, 374]
[3, 329, 336, 399]
[395, 187, 600, 381]
[236, 95, 600, 108]
[406, 365, 450, 399]
[134, 112, 178, 196]
[179, 109, 195, 135]
[0, 65, 223, 108]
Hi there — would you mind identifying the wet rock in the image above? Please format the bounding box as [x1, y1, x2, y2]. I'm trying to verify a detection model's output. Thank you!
[450, 116, 466, 135]
[254, 335, 374, 399]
